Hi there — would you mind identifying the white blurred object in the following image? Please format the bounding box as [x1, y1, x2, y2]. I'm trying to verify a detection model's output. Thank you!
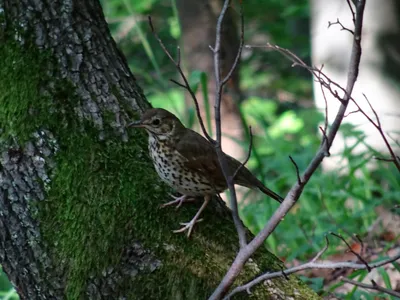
[311, 0, 400, 169]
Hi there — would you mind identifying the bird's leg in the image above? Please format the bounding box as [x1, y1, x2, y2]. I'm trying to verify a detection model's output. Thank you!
[173, 195, 211, 237]
[160, 194, 196, 209]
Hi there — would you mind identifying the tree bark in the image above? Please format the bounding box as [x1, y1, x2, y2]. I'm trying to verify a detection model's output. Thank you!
[0, 0, 317, 299]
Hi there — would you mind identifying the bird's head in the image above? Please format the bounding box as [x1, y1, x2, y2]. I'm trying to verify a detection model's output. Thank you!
[128, 108, 184, 140]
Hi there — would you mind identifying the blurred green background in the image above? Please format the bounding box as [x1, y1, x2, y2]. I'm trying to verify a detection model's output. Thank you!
[1, 0, 399, 299]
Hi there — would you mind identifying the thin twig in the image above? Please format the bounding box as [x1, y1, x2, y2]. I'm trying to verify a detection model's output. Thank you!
[320, 84, 329, 142]
[343, 109, 360, 118]
[330, 232, 371, 272]
[176, 45, 181, 65]
[209, 0, 248, 251]
[311, 235, 330, 263]
[169, 79, 186, 89]
[289, 156, 301, 185]
[345, 0, 356, 24]
[328, 18, 354, 35]
[221, 3, 244, 86]
[362, 94, 400, 172]
[319, 126, 330, 156]
[354, 234, 365, 257]
[225, 251, 400, 299]
[374, 156, 396, 163]
[232, 127, 253, 180]
[280, 266, 289, 280]
[228, 126, 253, 248]
[278, 49, 400, 173]
[363, 94, 381, 127]
[249, 43, 353, 107]
[210, 1, 366, 298]
[342, 278, 400, 298]
[147, 16, 214, 143]
[349, 94, 400, 172]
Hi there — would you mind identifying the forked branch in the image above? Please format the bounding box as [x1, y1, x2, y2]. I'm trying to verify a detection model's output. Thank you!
[210, 0, 366, 298]
[148, 16, 213, 143]
[342, 277, 400, 298]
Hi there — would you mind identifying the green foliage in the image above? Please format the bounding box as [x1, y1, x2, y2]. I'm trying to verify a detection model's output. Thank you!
[100, 0, 399, 298]
[0, 32, 313, 300]
[100, 0, 180, 95]
[0, 267, 19, 300]
[239, 95, 399, 257]
[238, 98, 399, 298]
[2, 0, 398, 298]
[242, 0, 311, 101]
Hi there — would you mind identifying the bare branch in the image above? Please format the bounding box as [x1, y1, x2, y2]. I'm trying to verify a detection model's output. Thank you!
[280, 266, 289, 281]
[342, 278, 400, 298]
[311, 235, 330, 263]
[319, 126, 330, 156]
[289, 156, 301, 185]
[328, 18, 354, 35]
[228, 126, 254, 248]
[349, 94, 400, 172]
[210, 1, 366, 298]
[225, 250, 400, 299]
[147, 16, 214, 143]
[208, 0, 248, 250]
[176, 46, 181, 66]
[221, 3, 244, 86]
[362, 93, 380, 127]
[343, 109, 360, 118]
[374, 156, 396, 163]
[247, 43, 360, 109]
[330, 232, 371, 272]
[232, 127, 253, 181]
[320, 84, 329, 141]
[169, 79, 186, 89]
[354, 234, 365, 257]
[346, 0, 356, 24]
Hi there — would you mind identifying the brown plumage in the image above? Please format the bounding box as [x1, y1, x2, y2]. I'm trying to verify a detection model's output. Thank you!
[129, 108, 282, 237]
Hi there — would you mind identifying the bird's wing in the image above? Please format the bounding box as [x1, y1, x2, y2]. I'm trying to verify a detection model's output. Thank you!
[174, 129, 225, 182]
[174, 129, 282, 203]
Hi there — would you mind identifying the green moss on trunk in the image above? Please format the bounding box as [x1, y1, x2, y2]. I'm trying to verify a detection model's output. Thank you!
[1, 37, 319, 299]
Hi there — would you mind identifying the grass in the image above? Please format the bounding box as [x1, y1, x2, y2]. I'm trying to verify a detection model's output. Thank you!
[147, 91, 400, 298]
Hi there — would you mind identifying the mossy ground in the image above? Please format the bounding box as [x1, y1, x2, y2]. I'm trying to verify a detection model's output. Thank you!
[0, 35, 318, 299]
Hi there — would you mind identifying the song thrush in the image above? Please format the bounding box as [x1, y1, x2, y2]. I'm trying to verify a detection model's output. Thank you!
[129, 108, 283, 237]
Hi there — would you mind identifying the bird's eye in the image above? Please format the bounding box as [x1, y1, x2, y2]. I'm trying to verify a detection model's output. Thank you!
[152, 119, 161, 126]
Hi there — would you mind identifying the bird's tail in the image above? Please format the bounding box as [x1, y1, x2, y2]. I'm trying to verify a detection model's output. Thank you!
[257, 184, 284, 203]
[227, 155, 284, 203]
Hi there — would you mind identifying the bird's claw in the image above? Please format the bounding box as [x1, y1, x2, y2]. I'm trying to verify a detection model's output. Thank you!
[160, 194, 195, 210]
[173, 218, 204, 237]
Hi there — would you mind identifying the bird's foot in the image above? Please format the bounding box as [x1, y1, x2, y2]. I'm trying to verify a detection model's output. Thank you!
[160, 194, 195, 210]
[173, 218, 204, 238]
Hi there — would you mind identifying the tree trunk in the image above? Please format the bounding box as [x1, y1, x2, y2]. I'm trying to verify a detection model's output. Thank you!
[0, 0, 317, 299]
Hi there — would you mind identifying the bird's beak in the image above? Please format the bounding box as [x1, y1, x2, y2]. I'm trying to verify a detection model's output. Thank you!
[127, 120, 144, 128]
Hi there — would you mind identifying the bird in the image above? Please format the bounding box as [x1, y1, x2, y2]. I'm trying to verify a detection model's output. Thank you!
[128, 108, 283, 237]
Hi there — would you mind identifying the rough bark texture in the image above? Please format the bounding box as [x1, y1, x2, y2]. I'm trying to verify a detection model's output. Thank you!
[0, 0, 318, 299]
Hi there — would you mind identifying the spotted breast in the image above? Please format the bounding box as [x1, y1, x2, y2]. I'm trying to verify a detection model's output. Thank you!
[148, 135, 221, 196]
